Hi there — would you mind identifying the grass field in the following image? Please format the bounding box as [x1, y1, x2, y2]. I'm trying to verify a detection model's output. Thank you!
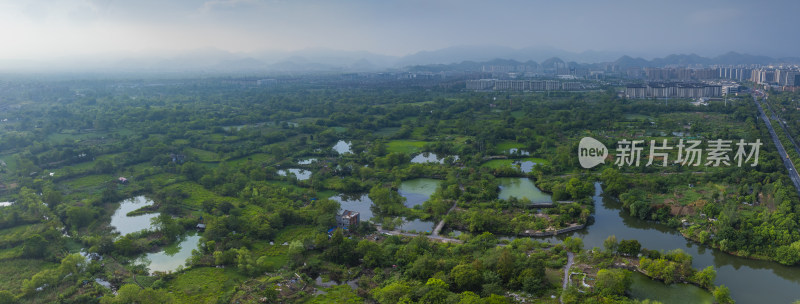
[386, 140, 428, 154]
[185, 147, 223, 163]
[60, 174, 114, 191]
[493, 141, 526, 154]
[167, 267, 246, 304]
[225, 153, 274, 167]
[481, 157, 550, 169]
[163, 181, 233, 209]
[0, 259, 58, 293]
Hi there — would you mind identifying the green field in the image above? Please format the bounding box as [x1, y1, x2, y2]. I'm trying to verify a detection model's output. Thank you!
[0, 259, 58, 293]
[185, 147, 223, 163]
[493, 141, 526, 154]
[166, 267, 246, 304]
[386, 140, 429, 153]
[481, 157, 550, 169]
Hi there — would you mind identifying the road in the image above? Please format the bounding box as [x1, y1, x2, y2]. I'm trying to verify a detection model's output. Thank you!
[753, 94, 800, 196]
[376, 227, 464, 244]
[761, 96, 800, 165]
[560, 251, 574, 304]
[432, 202, 457, 236]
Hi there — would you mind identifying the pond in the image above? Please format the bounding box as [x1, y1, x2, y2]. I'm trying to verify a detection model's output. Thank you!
[139, 232, 201, 274]
[508, 148, 531, 156]
[497, 177, 552, 203]
[400, 218, 435, 233]
[628, 271, 714, 304]
[332, 140, 352, 154]
[410, 153, 459, 164]
[110, 196, 159, 236]
[330, 194, 374, 222]
[538, 183, 800, 304]
[277, 168, 312, 180]
[398, 178, 441, 207]
[513, 160, 537, 173]
[298, 158, 317, 165]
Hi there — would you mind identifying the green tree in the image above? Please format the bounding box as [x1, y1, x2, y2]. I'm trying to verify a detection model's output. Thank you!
[563, 236, 583, 252]
[690, 266, 716, 289]
[372, 281, 411, 304]
[618, 239, 641, 256]
[713, 285, 735, 304]
[101, 284, 174, 304]
[22, 234, 47, 258]
[603, 235, 618, 254]
[451, 264, 482, 292]
[0, 290, 16, 304]
[595, 269, 632, 296]
[776, 241, 800, 265]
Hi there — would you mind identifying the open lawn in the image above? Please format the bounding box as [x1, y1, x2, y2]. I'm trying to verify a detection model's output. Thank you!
[386, 140, 428, 154]
[481, 157, 550, 169]
[185, 147, 223, 163]
[493, 141, 526, 154]
[166, 267, 246, 304]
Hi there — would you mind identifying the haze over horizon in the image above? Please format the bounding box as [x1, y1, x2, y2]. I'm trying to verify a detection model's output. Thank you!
[1, 0, 798, 68]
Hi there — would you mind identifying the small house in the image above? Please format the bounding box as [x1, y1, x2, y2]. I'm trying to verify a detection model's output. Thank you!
[336, 210, 360, 229]
[118, 177, 128, 184]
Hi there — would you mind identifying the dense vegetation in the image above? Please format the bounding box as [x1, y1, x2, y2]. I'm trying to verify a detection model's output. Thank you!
[0, 76, 795, 303]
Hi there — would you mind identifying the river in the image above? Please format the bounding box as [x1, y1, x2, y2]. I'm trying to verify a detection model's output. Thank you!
[543, 182, 800, 304]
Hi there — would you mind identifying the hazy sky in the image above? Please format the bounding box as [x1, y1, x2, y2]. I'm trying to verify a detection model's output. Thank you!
[1, 0, 798, 60]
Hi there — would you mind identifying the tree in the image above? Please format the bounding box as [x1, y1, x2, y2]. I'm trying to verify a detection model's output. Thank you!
[23, 234, 47, 258]
[618, 239, 641, 256]
[563, 236, 583, 252]
[595, 269, 632, 296]
[101, 284, 174, 304]
[603, 235, 618, 254]
[496, 249, 516, 283]
[0, 290, 16, 304]
[372, 281, 411, 304]
[451, 264, 482, 292]
[713, 285, 735, 304]
[691, 266, 716, 289]
[66, 205, 97, 229]
[776, 241, 800, 265]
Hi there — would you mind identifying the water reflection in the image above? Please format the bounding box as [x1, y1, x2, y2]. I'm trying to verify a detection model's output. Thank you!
[110, 196, 159, 236]
[536, 183, 800, 304]
[277, 168, 312, 180]
[497, 177, 551, 203]
[332, 140, 352, 154]
[398, 178, 441, 207]
[330, 194, 374, 222]
[140, 233, 201, 274]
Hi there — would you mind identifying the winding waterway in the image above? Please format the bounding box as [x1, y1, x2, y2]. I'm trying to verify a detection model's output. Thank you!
[543, 182, 800, 304]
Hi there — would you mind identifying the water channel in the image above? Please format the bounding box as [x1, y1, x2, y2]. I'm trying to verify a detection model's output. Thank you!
[542, 182, 800, 304]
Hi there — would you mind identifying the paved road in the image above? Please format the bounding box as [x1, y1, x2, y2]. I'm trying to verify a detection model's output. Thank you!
[432, 202, 457, 236]
[753, 95, 800, 195]
[762, 97, 800, 165]
[560, 251, 574, 304]
[376, 228, 464, 244]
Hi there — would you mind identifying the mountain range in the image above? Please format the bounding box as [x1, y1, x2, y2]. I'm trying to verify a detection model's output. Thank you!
[1, 46, 798, 73]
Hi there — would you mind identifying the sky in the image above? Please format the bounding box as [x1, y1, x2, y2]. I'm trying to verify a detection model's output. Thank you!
[0, 0, 798, 61]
